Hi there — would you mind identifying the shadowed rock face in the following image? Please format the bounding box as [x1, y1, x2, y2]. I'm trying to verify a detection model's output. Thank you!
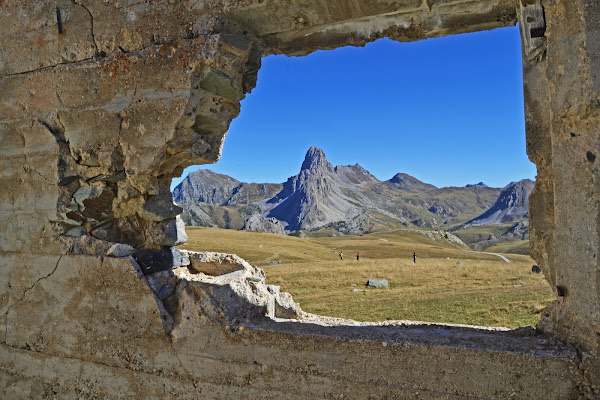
[174, 169, 282, 207]
[465, 179, 534, 226]
[173, 170, 241, 205]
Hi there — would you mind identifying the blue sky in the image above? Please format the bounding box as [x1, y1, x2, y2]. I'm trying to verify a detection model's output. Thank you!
[171, 26, 536, 190]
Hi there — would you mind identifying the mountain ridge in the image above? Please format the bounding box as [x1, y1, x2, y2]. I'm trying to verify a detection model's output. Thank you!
[173, 147, 533, 247]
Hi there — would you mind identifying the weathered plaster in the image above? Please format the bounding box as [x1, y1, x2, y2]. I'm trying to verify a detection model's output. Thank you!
[0, 0, 599, 397]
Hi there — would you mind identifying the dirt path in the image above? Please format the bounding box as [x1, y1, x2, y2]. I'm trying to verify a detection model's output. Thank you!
[466, 250, 511, 263]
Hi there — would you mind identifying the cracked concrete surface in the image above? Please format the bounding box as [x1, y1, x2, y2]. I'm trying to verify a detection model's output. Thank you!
[2, 255, 63, 344]
[0, 0, 600, 397]
[71, 0, 99, 56]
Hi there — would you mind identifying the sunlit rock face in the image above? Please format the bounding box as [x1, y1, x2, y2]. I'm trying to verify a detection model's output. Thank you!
[1, 0, 600, 398]
[267, 146, 365, 231]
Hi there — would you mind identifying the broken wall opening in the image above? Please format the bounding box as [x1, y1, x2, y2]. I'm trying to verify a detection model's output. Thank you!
[168, 28, 552, 329]
[3, 0, 600, 397]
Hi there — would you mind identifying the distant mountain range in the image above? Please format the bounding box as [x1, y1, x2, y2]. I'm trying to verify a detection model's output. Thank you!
[173, 147, 534, 251]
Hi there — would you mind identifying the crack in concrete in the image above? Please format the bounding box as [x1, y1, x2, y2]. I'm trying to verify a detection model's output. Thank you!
[0, 39, 202, 82]
[34, 170, 54, 185]
[3, 255, 64, 344]
[38, 119, 66, 144]
[170, 342, 186, 371]
[0, 342, 196, 391]
[0, 58, 95, 80]
[55, 90, 66, 109]
[72, 0, 100, 56]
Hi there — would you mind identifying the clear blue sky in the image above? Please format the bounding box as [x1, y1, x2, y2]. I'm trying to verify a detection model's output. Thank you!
[171, 26, 536, 190]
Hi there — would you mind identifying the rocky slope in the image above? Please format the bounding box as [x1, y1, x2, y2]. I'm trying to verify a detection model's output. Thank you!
[173, 170, 241, 206]
[464, 179, 534, 226]
[174, 169, 282, 207]
[243, 215, 286, 235]
[386, 173, 437, 191]
[173, 147, 533, 238]
[266, 147, 367, 231]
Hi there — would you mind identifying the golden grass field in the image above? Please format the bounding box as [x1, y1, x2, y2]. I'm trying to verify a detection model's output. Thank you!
[180, 227, 555, 328]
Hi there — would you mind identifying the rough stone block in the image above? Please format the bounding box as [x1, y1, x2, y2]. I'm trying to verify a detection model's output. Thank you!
[60, 110, 122, 168]
[274, 292, 300, 319]
[0, 211, 62, 254]
[200, 69, 243, 101]
[366, 279, 388, 288]
[0, 73, 60, 121]
[133, 247, 190, 274]
[145, 216, 187, 246]
[3, 255, 169, 369]
[139, 196, 183, 222]
[0, 2, 96, 76]
[107, 243, 135, 258]
[73, 186, 115, 222]
[266, 284, 281, 294]
[187, 251, 246, 276]
[0, 122, 59, 213]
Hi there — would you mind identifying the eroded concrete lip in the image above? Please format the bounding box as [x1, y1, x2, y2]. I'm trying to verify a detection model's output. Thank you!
[141, 249, 575, 361]
[249, 317, 576, 359]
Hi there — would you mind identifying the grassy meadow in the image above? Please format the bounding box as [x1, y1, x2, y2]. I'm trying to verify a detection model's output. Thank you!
[180, 227, 554, 328]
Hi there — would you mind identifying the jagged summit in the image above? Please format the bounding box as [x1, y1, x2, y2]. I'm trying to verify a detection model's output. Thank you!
[300, 146, 331, 172]
[268, 147, 363, 231]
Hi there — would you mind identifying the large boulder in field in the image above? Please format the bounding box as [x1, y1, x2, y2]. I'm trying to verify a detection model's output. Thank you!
[243, 214, 285, 235]
[366, 279, 388, 288]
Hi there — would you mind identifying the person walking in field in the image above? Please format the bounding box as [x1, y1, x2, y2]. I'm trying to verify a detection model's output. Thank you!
[339, 252, 343, 261]
[356, 252, 360, 261]
[413, 252, 417, 263]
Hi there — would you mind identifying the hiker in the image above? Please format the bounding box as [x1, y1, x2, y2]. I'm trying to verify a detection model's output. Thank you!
[356, 252, 360, 261]
[413, 252, 417, 263]
[339, 252, 343, 261]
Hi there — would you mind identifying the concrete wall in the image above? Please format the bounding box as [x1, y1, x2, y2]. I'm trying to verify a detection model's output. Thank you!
[0, 0, 598, 397]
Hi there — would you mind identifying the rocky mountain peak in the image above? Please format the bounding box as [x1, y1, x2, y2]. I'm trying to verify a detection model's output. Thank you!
[466, 182, 488, 188]
[388, 173, 436, 191]
[174, 146, 530, 238]
[335, 164, 378, 185]
[464, 179, 534, 226]
[301, 146, 331, 172]
[172, 169, 240, 205]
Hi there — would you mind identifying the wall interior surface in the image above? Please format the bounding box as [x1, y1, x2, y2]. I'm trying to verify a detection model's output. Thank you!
[0, 0, 599, 398]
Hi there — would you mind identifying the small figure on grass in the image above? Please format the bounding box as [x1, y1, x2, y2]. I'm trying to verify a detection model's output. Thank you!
[356, 252, 360, 261]
[413, 252, 417, 263]
[339, 252, 343, 261]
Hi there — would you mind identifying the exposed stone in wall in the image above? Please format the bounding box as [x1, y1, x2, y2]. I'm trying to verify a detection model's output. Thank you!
[1, 0, 600, 397]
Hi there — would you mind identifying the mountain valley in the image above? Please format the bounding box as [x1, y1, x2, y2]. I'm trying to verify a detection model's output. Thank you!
[173, 147, 533, 253]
